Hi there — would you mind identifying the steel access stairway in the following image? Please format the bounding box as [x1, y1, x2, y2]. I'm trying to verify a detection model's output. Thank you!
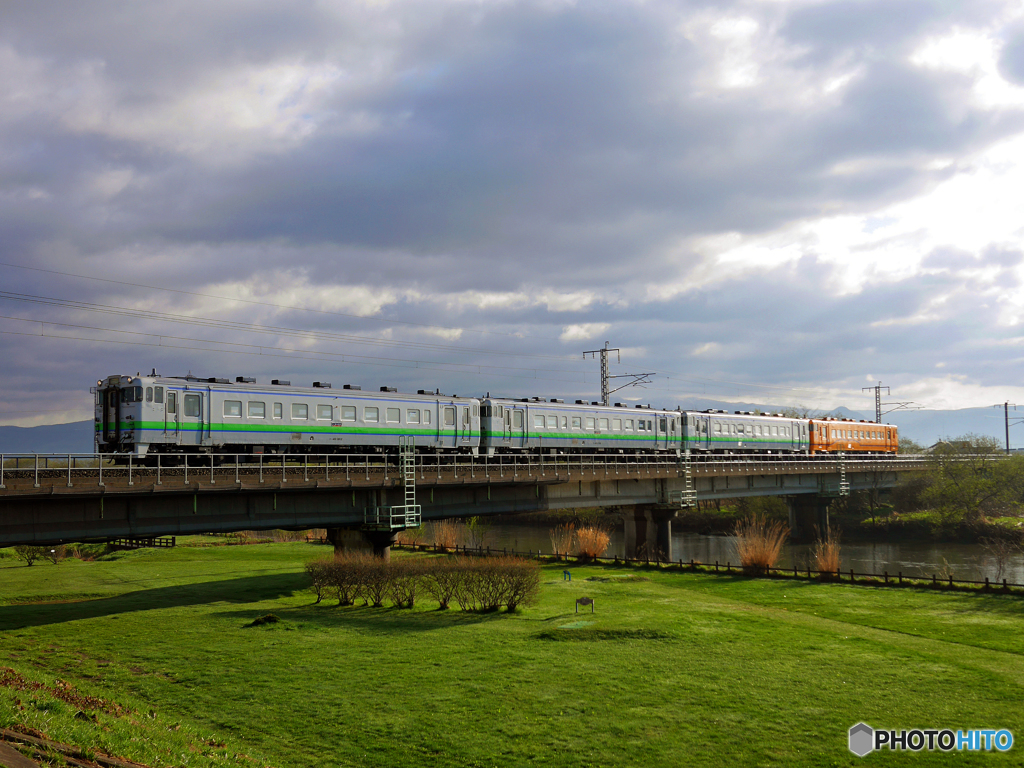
[364, 435, 422, 530]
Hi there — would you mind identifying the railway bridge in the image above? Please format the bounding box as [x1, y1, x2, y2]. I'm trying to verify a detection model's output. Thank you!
[0, 451, 928, 559]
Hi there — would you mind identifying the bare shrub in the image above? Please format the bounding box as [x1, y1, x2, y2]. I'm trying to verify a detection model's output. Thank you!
[305, 559, 332, 604]
[43, 545, 68, 565]
[464, 516, 490, 550]
[327, 552, 376, 606]
[423, 519, 462, 551]
[388, 559, 425, 608]
[452, 558, 485, 611]
[734, 514, 789, 575]
[981, 536, 1021, 582]
[575, 526, 610, 560]
[361, 559, 394, 608]
[421, 558, 461, 610]
[500, 557, 541, 611]
[550, 523, 575, 557]
[13, 545, 45, 566]
[811, 525, 841, 579]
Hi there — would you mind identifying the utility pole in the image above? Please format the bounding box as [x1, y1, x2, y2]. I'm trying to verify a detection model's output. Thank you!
[862, 382, 889, 424]
[583, 341, 655, 406]
[993, 402, 1023, 455]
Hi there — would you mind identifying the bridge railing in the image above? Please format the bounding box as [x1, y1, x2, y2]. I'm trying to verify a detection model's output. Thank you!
[0, 450, 935, 494]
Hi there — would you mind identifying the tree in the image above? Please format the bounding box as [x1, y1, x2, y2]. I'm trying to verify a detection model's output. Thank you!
[13, 546, 45, 566]
[922, 434, 1005, 524]
[898, 436, 925, 454]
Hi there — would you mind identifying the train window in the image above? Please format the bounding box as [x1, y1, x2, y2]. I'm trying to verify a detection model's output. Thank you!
[342, 406, 356, 421]
[547, 415, 557, 429]
[320, 405, 335, 421]
[184, 394, 200, 417]
[660, 418, 667, 432]
[599, 418, 609, 430]
[167, 392, 177, 414]
[613, 418, 622, 430]
[424, 410, 431, 425]
[473, 405, 479, 417]
[647, 420, 653, 431]
[292, 403, 308, 420]
[408, 409, 420, 424]
[626, 419, 634, 430]
[713, 423, 720, 434]
[386, 407, 401, 423]
[444, 407, 455, 427]
[572, 416, 582, 429]
[154, 386, 164, 404]
[248, 401, 266, 419]
[274, 402, 283, 419]
[481, 406, 490, 417]
[512, 410, 522, 428]
[224, 400, 242, 417]
[146, 387, 153, 402]
[366, 407, 380, 423]
[463, 407, 470, 425]
[562, 416, 568, 429]
[639, 420, 646, 432]
[534, 415, 545, 429]
[586, 417, 596, 430]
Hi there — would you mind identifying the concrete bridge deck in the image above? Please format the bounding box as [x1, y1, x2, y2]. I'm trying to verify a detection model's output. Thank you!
[0, 452, 928, 555]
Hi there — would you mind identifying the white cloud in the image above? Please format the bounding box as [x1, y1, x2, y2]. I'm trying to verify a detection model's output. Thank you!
[559, 323, 610, 342]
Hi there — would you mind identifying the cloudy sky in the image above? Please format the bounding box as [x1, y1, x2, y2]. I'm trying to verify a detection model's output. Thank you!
[3, 0, 1024, 429]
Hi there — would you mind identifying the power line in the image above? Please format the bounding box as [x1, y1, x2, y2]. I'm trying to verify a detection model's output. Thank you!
[0, 261, 558, 341]
[0, 290, 577, 362]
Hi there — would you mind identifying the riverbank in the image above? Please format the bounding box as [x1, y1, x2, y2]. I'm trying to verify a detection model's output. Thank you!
[2, 543, 1023, 766]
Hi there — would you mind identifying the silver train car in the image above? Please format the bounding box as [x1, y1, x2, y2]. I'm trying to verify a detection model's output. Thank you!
[682, 410, 809, 453]
[480, 397, 680, 456]
[94, 373, 481, 458]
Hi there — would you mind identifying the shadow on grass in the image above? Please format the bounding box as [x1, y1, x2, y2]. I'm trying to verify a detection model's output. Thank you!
[0, 572, 308, 630]
[217, 601, 514, 633]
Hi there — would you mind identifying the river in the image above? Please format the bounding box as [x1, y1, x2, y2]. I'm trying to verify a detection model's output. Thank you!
[472, 522, 1024, 584]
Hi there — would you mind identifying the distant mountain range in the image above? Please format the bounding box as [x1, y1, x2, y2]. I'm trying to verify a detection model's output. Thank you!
[0, 404, 1017, 454]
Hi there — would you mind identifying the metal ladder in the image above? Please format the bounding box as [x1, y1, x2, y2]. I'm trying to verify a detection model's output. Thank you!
[364, 436, 421, 529]
[838, 451, 850, 497]
[669, 449, 697, 507]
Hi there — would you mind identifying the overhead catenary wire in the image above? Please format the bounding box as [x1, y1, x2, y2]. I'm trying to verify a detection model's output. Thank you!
[0, 261, 558, 341]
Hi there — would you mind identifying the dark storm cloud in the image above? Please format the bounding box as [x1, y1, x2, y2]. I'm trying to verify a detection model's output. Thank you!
[2, 0, 1024, 424]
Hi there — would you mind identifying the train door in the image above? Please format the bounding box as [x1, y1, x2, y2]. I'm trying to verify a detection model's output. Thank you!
[510, 407, 526, 448]
[179, 390, 204, 447]
[165, 390, 180, 442]
[103, 388, 119, 444]
[657, 416, 669, 450]
[442, 405, 457, 449]
[461, 405, 472, 445]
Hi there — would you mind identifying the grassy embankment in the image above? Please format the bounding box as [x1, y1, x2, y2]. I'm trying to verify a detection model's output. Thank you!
[1, 542, 1023, 767]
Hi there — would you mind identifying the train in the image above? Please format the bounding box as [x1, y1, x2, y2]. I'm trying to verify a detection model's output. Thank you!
[93, 372, 898, 459]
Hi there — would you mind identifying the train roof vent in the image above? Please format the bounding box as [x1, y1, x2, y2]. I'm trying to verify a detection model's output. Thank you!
[380, 386, 397, 392]
[592, 401, 600, 406]
[313, 382, 332, 388]
[575, 400, 587, 404]
[343, 384, 361, 390]
[417, 390, 430, 395]
[271, 379, 291, 386]
[615, 403, 627, 407]
[635, 404, 644, 408]
[235, 377, 256, 383]
[550, 398, 564, 403]
[208, 377, 229, 384]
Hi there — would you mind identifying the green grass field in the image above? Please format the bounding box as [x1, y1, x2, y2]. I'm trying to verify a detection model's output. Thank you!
[1, 542, 1022, 767]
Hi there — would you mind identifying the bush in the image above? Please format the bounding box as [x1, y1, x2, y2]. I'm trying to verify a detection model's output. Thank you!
[306, 553, 539, 612]
[811, 525, 841, 579]
[13, 545, 45, 566]
[550, 523, 575, 556]
[733, 514, 789, 575]
[422, 520, 462, 551]
[575, 527, 610, 560]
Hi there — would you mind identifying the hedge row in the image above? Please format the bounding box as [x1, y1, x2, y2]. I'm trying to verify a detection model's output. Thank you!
[305, 554, 541, 612]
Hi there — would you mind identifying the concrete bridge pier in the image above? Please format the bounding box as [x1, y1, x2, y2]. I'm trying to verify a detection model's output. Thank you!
[326, 528, 397, 560]
[786, 495, 830, 543]
[619, 506, 675, 561]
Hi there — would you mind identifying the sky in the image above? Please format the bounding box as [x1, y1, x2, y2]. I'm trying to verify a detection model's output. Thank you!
[2, 0, 1024, 431]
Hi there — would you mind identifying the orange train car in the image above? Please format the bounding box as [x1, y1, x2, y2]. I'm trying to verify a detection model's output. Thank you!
[809, 418, 897, 454]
